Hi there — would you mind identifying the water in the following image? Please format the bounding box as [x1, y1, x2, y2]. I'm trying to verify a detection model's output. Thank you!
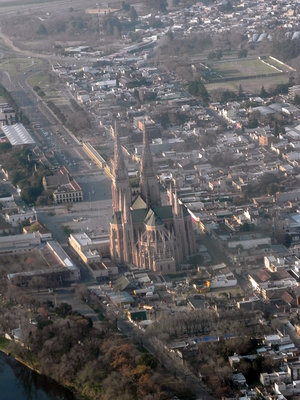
[0, 352, 76, 400]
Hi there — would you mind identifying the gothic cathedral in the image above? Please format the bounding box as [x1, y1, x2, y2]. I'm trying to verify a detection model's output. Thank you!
[110, 124, 195, 273]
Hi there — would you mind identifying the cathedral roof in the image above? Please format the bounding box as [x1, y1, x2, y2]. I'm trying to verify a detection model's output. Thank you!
[131, 195, 147, 210]
[144, 209, 163, 227]
[112, 203, 190, 226]
[131, 208, 148, 223]
[152, 205, 174, 220]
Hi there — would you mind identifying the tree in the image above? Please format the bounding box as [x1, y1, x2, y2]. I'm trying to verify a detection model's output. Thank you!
[294, 95, 300, 105]
[55, 302, 72, 318]
[273, 120, 279, 137]
[0, 142, 12, 151]
[238, 49, 248, 58]
[138, 354, 158, 369]
[187, 80, 210, 104]
[122, 1, 130, 11]
[28, 276, 49, 291]
[62, 225, 73, 236]
[208, 49, 223, 60]
[129, 6, 138, 21]
[147, 0, 168, 12]
[284, 233, 292, 248]
[37, 24, 48, 35]
[260, 86, 268, 98]
[238, 84, 244, 98]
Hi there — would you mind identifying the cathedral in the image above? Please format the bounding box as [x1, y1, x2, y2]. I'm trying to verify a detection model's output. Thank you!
[110, 124, 195, 273]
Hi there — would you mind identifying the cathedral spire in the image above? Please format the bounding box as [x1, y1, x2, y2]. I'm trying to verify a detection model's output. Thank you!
[141, 128, 154, 176]
[173, 186, 182, 217]
[113, 121, 126, 180]
[111, 120, 131, 213]
[139, 130, 161, 206]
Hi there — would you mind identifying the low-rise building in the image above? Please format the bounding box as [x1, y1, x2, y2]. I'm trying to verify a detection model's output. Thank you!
[43, 166, 83, 204]
[0, 232, 40, 254]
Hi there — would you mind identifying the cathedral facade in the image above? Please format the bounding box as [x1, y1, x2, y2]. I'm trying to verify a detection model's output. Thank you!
[110, 125, 195, 273]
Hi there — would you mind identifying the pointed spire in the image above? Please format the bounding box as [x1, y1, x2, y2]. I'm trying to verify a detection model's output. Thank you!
[173, 185, 182, 217]
[140, 129, 154, 176]
[174, 186, 179, 216]
[113, 121, 126, 179]
[122, 191, 130, 223]
[169, 181, 173, 207]
[111, 120, 131, 213]
[139, 129, 161, 206]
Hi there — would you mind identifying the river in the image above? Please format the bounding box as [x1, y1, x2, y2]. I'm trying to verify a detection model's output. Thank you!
[0, 352, 76, 400]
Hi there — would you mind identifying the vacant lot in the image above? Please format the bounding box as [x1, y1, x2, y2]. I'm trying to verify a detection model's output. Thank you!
[0, 249, 49, 276]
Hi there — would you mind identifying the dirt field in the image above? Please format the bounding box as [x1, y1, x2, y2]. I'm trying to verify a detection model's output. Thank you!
[0, 246, 61, 276]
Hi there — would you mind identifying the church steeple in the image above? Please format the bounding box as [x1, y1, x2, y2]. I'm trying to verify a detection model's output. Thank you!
[139, 130, 161, 206]
[111, 121, 131, 213]
[113, 121, 127, 180]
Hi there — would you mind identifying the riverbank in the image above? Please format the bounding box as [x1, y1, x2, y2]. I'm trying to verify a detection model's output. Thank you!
[0, 351, 77, 400]
[0, 337, 79, 399]
[0, 336, 42, 374]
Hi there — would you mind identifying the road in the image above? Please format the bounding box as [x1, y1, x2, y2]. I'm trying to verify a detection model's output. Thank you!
[118, 318, 214, 400]
[0, 36, 114, 243]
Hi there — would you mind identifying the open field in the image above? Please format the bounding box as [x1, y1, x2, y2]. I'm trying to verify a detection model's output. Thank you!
[27, 71, 50, 88]
[28, 71, 70, 107]
[0, 56, 42, 77]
